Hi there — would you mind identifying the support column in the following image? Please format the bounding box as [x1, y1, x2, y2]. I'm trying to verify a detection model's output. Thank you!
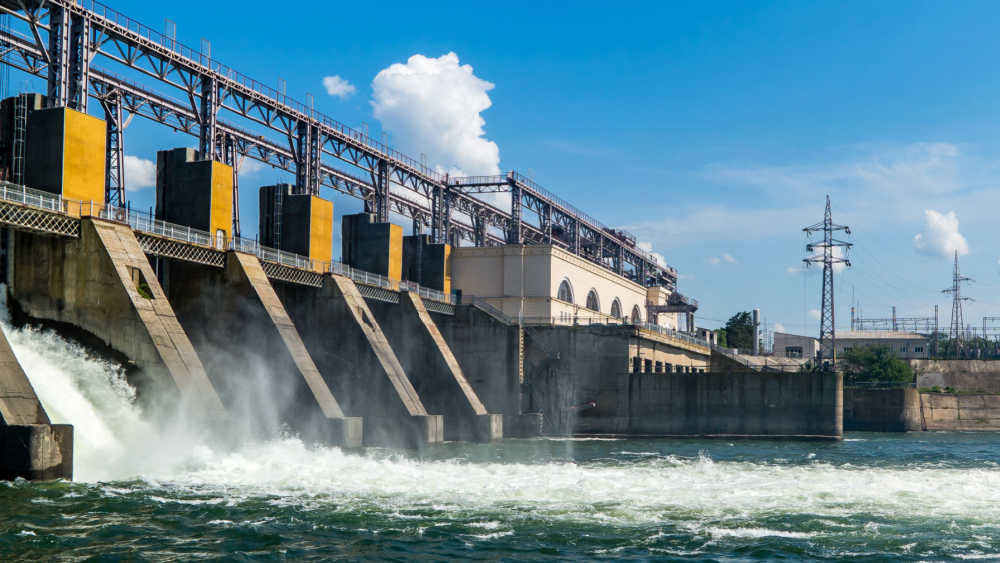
[507, 176, 522, 244]
[67, 14, 91, 113]
[473, 212, 486, 247]
[542, 204, 552, 243]
[102, 94, 125, 206]
[198, 77, 218, 160]
[374, 159, 390, 224]
[46, 6, 71, 108]
[223, 133, 241, 237]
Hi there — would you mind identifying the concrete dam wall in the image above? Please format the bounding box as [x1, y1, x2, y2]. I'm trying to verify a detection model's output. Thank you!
[911, 360, 1000, 393]
[520, 324, 842, 439]
[530, 369, 842, 439]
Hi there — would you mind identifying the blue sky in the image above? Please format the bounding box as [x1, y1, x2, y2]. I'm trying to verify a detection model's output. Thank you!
[18, 0, 1000, 338]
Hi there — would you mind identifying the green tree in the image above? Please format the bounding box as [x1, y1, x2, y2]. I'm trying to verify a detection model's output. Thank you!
[724, 311, 754, 351]
[841, 345, 914, 385]
[714, 328, 728, 348]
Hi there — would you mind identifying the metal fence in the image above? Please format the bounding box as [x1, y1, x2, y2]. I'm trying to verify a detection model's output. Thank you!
[0, 181, 68, 213]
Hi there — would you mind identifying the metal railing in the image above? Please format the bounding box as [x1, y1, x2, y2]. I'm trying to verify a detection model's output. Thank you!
[464, 296, 516, 325]
[710, 343, 808, 372]
[0, 181, 66, 213]
[230, 236, 316, 271]
[103, 207, 215, 248]
[636, 322, 712, 348]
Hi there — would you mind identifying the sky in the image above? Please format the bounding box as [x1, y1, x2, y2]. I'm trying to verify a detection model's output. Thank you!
[11, 0, 1000, 340]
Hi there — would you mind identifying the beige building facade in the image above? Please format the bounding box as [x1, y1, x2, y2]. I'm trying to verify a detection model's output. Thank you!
[451, 244, 680, 329]
[774, 330, 930, 360]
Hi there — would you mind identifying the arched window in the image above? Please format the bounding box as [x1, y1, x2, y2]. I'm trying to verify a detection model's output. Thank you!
[610, 299, 622, 319]
[557, 279, 574, 303]
[586, 289, 600, 312]
[631, 305, 642, 324]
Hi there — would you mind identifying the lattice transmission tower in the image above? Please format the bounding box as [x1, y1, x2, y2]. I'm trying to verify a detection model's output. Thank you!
[803, 195, 852, 367]
[942, 250, 973, 347]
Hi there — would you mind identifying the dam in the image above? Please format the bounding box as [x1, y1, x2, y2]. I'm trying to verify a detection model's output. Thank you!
[0, 0, 842, 481]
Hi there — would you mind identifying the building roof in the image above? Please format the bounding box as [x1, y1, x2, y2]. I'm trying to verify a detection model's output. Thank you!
[774, 330, 928, 342]
[836, 331, 928, 340]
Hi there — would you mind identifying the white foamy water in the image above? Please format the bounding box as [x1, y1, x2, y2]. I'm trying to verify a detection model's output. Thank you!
[6, 319, 1000, 542]
[2, 322, 214, 482]
[155, 438, 1000, 529]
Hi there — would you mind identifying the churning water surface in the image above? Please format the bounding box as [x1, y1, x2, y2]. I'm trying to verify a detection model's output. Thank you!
[2, 322, 1000, 561]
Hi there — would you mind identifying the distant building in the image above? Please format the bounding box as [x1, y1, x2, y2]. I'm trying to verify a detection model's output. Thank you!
[774, 332, 821, 360]
[451, 244, 686, 329]
[773, 331, 930, 360]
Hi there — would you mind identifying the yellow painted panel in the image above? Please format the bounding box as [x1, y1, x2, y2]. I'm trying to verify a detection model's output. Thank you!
[309, 195, 333, 266]
[388, 223, 403, 281]
[61, 108, 106, 212]
[209, 161, 233, 247]
[442, 243, 452, 294]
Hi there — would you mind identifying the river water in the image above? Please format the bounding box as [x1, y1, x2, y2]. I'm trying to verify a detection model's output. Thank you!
[2, 323, 1000, 561]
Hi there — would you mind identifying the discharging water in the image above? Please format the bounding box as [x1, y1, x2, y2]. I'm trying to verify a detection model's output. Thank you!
[2, 323, 1000, 560]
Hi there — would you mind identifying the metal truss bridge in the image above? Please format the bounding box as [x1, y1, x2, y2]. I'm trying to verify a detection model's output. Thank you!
[0, 0, 677, 291]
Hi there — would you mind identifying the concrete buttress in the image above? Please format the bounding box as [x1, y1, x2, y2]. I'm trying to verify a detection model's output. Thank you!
[0, 323, 73, 480]
[274, 274, 444, 448]
[162, 252, 362, 447]
[11, 219, 225, 418]
[374, 292, 502, 441]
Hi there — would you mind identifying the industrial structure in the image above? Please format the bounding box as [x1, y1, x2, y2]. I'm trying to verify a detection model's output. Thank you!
[802, 195, 851, 366]
[0, 0, 845, 481]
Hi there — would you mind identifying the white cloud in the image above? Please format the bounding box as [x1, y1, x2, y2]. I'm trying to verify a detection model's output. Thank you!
[808, 309, 821, 321]
[913, 209, 968, 259]
[637, 241, 666, 267]
[371, 52, 500, 176]
[124, 155, 155, 192]
[238, 157, 265, 177]
[322, 75, 356, 99]
[708, 253, 737, 265]
[773, 322, 786, 334]
[630, 142, 1000, 251]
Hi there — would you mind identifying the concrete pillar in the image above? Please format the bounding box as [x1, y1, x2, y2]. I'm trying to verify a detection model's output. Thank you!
[25, 105, 106, 210]
[402, 234, 451, 293]
[258, 184, 333, 266]
[11, 219, 225, 418]
[274, 274, 444, 448]
[372, 292, 501, 441]
[163, 252, 361, 447]
[0, 322, 73, 480]
[341, 213, 403, 281]
[155, 148, 233, 248]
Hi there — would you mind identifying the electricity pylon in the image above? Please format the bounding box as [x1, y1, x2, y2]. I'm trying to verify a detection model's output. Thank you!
[942, 250, 973, 357]
[803, 195, 852, 367]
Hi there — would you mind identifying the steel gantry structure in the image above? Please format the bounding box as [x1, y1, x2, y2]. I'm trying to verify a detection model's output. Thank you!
[0, 0, 677, 290]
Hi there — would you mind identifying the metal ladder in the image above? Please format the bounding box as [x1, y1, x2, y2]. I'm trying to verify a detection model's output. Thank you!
[11, 94, 26, 185]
